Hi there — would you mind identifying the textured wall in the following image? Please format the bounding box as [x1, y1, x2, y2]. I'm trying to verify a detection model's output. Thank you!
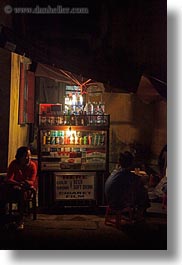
[150, 100, 167, 159]
[102, 92, 166, 170]
[8, 53, 29, 165]
[0, 48, 11, 172]
[0, 0, 12, 27]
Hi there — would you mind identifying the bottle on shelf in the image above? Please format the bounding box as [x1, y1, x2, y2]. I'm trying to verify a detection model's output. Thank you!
[80, 111, 85, 126]
[87, 101, 94, 124]
[65, 109, 71, 125]
[83, 111, 88, 126]
[40, 113, 47, 126]
[88, 133, 92, 145]
[42, 132, 47, 145]
[70, 113, 76, 125]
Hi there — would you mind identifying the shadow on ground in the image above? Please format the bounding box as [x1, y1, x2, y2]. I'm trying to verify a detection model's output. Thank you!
[0, 211, 167, 250]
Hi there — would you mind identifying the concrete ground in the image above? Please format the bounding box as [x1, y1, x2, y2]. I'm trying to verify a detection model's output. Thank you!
[0, 203, 167, 250]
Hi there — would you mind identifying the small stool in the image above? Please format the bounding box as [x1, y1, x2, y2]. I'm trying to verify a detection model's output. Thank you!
[105, 205, 134, 228]
[5, 186, 37, 220]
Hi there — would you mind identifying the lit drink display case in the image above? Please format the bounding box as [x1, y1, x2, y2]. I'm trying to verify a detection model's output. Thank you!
[38, 103, 110, 208]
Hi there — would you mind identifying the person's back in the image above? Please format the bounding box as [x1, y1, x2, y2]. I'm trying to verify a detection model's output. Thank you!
[105, 167, 138, 208]
[105, 151, 150, 214]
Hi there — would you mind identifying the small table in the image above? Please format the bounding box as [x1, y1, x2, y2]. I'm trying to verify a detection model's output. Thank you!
[131, 170, 149, 186]
[0, 173, 6, 183]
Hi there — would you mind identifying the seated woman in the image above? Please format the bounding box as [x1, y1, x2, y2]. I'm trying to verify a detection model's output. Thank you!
[148, 174, 167, 205]
[158, 144, 167, 178]
[105, 151, 150, 220]
[4, 146, 37, 230]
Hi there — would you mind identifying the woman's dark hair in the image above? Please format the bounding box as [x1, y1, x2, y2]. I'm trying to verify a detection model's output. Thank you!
[15, 146, 29, 161]
[158, 144, 167, 175]
[119, 151, 134, 168]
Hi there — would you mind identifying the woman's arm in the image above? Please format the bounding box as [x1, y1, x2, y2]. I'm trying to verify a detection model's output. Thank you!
[6, 161, 20, 185]
[25, 161, 37, 187]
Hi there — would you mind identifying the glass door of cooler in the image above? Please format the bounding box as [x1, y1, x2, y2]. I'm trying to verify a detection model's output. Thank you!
[39, 128, 108, 171]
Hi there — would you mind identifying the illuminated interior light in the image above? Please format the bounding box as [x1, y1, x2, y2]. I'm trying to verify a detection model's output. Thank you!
[72, 94, 76, 105]
[80, 95, 83, 105]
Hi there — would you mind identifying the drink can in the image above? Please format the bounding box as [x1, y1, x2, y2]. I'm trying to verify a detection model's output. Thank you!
[95, 134, 99, 145]
[42, 134, 46, 145]
[46, 117, 51, 125]
[55, 116, 59, 125]
[47, 147, 51, 152]
[50, 137, 55, 144]
[88, 134, 92, 145]
[46, 136, 51, 144]
[83, 136, 88, 145]
[97, 134, 101, 145]
[55, 137, 60, 144]
[57, 130, 62, 137]
[60, 116, 64, 125]
[59, 136, 64, 144]
[50, 116, 55, 125]
[92, 134, 97, 145]
[79, 137, 83, 145]
[41, 116, 46, 125]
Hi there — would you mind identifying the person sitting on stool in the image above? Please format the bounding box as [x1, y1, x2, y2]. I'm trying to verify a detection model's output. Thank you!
[105, 151, 150, 221]
[5, 146, 37, 230]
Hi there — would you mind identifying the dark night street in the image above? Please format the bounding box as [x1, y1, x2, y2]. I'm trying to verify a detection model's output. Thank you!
[0, 204, 167, 250]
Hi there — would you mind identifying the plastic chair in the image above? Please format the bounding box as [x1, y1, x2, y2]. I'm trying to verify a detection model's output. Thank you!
[0, 180, 37, 221]
[105, 205, 135, 228]
[8, 186, 37, 220]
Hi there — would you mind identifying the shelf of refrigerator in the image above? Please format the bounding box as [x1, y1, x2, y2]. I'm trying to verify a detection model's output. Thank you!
[40, 157, 81, 162]
[41, 155, 62, 159]
[81, 163, 106, 170]
[41, 144, 106, 149]
[39, 114, 109, 118]
[41, 155, 106, 163]
[41, 155, 106, 160]
[39, 125, 109, 130]
[40, 163, 105, 171]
